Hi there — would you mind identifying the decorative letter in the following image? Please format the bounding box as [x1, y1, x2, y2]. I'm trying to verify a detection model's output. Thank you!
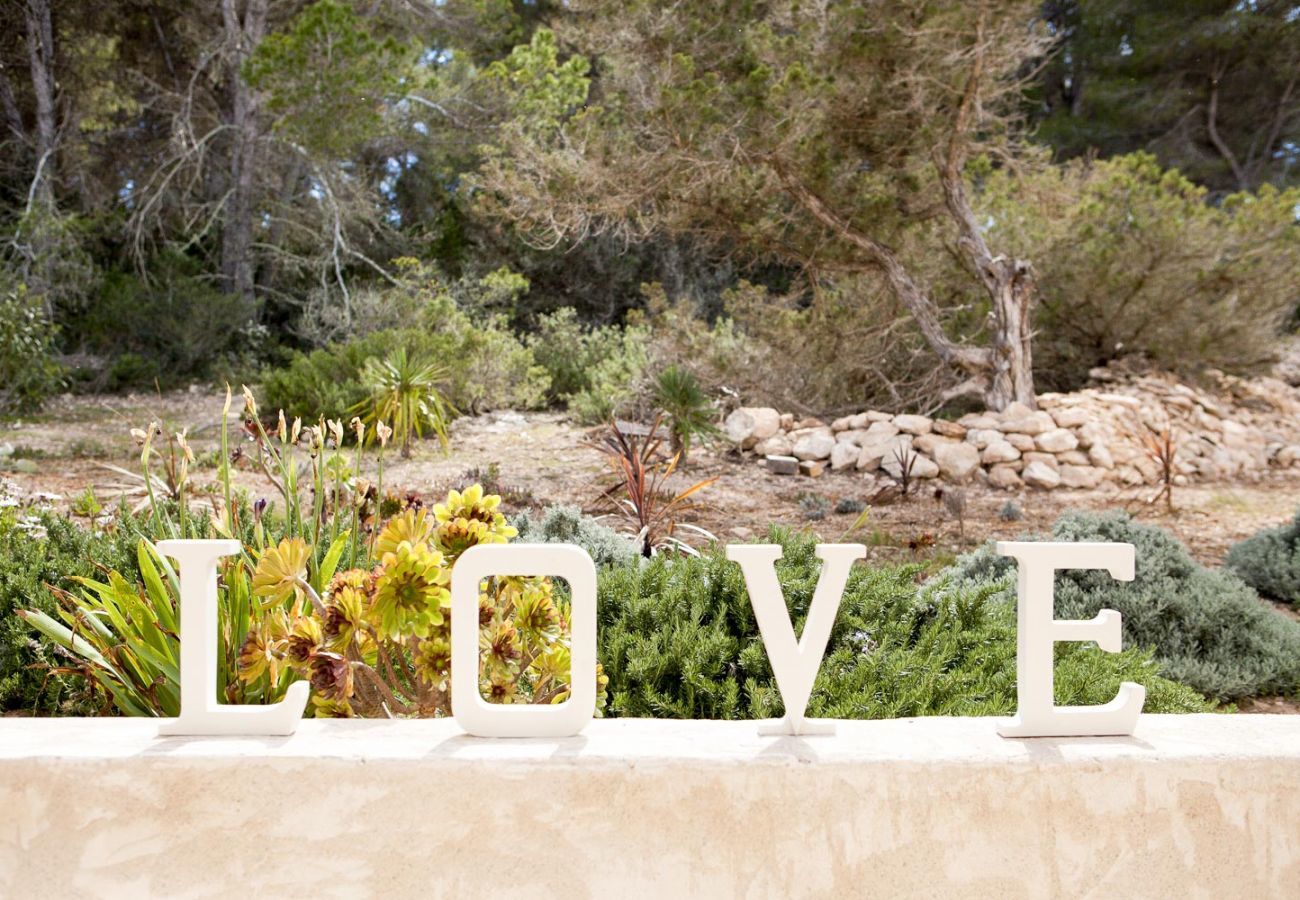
[157, 540, 308, 736]
[727, 543, 865, 735]
[451, 543, 596, 737]
[996, 541, 1144, 738]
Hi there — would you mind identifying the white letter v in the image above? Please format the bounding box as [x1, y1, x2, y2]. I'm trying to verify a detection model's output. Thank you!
[727, 543, 865, 735]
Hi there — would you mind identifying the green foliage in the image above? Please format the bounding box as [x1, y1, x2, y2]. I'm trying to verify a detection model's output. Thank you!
[0, 282, 65, 414]
[0, 511, 140, 712]
[526, 308, 650, 423]
[944, 511, 1300, 701]
[652, 365, 720, 457]
[245, 0, 414, 158]
[358, 348, 455, 457]
[973, 153, 1300, 389]
[481, 28, 590, 137]
[597, 528, 1212, 720]
[1032, 1, 1300, 193]
[71, 255, 258, 389]
[512, 504, 640, 570]
[1226, 511, 1300, 606]
[262, 264, 550, 423]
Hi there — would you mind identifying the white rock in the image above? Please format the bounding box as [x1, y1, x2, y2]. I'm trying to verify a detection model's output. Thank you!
[1075, 421, 1106, 450]
[792, 432, 836, 461]
[1087, 443, 1115, 469]
[831, 416, 855, 432]
[830, 441, 859, 471]
[932, 420, 967, 439]
[753, 435, 794, 457]
[1035, 428, 1079, 454]
[987, 465, 1023, 490]
[1276, 445, 1300, 467]
[959, 414, 1000, 430]
[999, 411, 1056, 436]
[725, 407, 781, 448]
[1005, 433, 1036, 452]
[893, 414, 933, 435]
[864, 420, 901, 439]
[1059, 464, 1104, 489]
[1051, 407, 1090, 429]
[981, 441, 1021, 464]
[1022, 460, 1062, 489]
[967, 428, 1001, 450]
[846, 413, 871, 430]
[882, 449, 939, 479]
[858, 435, 914, 471]
[912, 433, 952, 454]
[1057, 450, 1091, 466]
[932, 442, 980, 482]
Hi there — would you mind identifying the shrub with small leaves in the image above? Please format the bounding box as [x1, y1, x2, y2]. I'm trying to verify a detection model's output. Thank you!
[597, 527, 1212, 719]
[512, 504, 640, 570]
[1225, 511, 1300, 607]
[944, 510, 1300, 700]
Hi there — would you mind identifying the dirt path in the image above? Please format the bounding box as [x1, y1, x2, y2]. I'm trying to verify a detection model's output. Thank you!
[6, 390, 1300, 568]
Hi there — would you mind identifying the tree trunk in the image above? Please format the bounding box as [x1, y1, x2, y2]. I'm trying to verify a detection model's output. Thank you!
[220, 0, 268, 311]
[22, 0, 58, 317]
[984, 257, 1036, 411]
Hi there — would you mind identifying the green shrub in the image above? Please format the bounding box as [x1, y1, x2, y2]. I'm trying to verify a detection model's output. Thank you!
[0, 511, 141, 712]
[653, 364, 720, 457]
[262, 317, 547, 423]
[597, 528, 1212, 719]
[0, 283, 65, 414]
[527, 307, 650, 423]
[70, 255, 257, 389]
[1226, 512, 1300, 606]
[513, 504, 639, 569]
[944, 511, 1300, 700]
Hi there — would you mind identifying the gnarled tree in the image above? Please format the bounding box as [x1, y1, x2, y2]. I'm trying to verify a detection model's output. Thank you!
[480, 0, 1050, 409]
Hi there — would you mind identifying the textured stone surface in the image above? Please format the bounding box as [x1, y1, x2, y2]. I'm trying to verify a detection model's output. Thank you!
[0, 717, 1296, 898]
[932, 441, 980, 482]
[1022, 460, 1062, 488]
[765, 454, 800, 475]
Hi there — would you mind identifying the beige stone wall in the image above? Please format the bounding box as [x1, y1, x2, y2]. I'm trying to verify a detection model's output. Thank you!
[1, 716, 1297, 898]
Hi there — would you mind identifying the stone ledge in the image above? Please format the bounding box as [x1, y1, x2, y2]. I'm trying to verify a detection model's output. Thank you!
[1, 715, 1297, 897]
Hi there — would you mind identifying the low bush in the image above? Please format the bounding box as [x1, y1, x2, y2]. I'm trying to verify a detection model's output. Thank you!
[513, 505, 640, 570]
[0, 511, 141, 712]
[944, 511, 1300, 701]
[526, 307, 650, 423]
[597, 528, 1212, 719]
[1225, 512, 1300, 606]
[261, 325, 548, 425]
[68, 254, 259, 390]
[0, 283, 65, 414]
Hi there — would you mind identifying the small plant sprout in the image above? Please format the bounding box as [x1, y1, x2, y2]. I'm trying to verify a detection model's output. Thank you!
[653, 365, 721, 462]
[998, 500, 1023, 522]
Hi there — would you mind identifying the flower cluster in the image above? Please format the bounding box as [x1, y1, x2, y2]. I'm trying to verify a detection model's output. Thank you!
[237, 485, 604, 719]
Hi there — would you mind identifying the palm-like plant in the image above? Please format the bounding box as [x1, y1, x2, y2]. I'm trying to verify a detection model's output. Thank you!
[652, 365, 721, 460]
[357, 348, 456, 458]
[591, 416, 716, 556]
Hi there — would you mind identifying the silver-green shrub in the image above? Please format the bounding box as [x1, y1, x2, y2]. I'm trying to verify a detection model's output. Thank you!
[1226, 512, 1300, 607]
[944, 511, 1300, 701]
[512, 504, 640, 569]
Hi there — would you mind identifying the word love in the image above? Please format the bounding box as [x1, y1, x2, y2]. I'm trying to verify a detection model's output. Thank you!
[156, 538, 1143, 740]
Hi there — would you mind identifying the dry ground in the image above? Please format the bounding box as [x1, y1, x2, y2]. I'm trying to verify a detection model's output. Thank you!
[7, 389, 1300, 568]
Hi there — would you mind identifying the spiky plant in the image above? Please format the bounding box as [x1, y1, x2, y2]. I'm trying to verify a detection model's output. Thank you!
[357, 348, 456, 458]
[652, 365, 721, 461]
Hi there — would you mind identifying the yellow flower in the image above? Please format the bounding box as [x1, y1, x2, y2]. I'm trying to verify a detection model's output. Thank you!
[480, 619, 522, 673]
[311, 697, 355, 718]
[237, 613, 289, 684]
[482, 668, 519, 704]
[414, 634, 452, 689]
[285, 615, 323, 666]
[252, 538, 310, 605]
[371, 540, 451, 640]
[323, 584, 365, 650]
[512, 579, 561, 643]
[374, 507, 436, 558]
[432, 484, 517, 560]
